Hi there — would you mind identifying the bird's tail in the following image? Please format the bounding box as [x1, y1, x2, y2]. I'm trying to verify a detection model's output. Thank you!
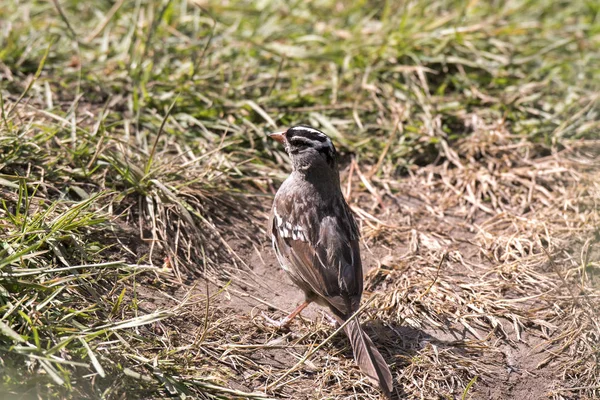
[343, 318, 393, 398]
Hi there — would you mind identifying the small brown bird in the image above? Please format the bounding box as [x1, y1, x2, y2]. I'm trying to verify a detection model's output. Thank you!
[267, 125, 393, 397]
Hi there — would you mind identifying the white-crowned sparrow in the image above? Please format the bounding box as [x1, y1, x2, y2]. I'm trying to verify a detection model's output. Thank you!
[268, 125, 393, 398]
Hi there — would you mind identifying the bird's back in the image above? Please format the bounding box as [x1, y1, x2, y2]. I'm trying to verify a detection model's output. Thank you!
[271, 173, 363, 317]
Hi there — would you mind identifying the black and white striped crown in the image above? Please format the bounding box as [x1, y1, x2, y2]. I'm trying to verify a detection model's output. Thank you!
[286, 125, 335, 153]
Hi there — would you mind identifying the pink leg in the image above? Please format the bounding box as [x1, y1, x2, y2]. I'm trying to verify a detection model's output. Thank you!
[263, 300, 311, 328]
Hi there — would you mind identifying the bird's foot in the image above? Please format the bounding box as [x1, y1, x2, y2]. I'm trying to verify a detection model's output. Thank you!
[323, 312, 339, 328]
[261, 312, 291, 329]
[261, 301, 310, 329]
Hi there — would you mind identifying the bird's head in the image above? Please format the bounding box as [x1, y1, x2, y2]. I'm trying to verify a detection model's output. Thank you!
[269, 125, 337, 172]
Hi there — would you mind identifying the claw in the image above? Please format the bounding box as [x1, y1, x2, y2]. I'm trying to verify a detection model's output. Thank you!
[323, 313, 339, 328]
[260, 301, 311, 329]
[261, 312, 291, 329]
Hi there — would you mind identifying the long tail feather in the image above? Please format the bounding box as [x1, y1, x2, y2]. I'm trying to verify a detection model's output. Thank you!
[344, 319, 393, 398]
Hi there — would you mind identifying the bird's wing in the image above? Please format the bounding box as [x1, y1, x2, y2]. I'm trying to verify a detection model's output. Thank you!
[271, 193, 362, 317]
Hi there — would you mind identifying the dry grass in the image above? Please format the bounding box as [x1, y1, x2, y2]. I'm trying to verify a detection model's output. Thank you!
[363, 135, 600, 399]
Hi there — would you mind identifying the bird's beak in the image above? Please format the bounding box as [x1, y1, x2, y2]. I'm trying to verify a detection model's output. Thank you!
[268, 130, 286, 144]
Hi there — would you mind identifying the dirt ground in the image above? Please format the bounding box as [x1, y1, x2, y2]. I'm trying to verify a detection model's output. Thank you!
[212, 213, 550, 400]
[132, 141, 598, 399]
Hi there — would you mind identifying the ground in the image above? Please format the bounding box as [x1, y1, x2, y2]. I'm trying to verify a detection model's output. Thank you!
[113, 140, 599, 399]
[167, 142, 597, 400]
[0, 1, 599, 399]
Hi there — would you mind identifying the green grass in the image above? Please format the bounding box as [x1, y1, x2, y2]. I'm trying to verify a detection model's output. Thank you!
[0, 0, 598, 398]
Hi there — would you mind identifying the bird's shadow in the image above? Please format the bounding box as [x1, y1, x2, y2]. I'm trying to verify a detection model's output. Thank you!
[327, 318, 475, 399]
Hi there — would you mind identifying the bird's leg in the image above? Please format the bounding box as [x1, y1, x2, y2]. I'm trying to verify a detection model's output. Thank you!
[262, 300, 311, 328]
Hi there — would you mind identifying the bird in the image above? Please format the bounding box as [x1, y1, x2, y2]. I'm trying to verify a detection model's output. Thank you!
[267, 125, 393, 398]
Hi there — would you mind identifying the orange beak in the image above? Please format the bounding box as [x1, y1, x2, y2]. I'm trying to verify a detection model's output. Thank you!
[268, 130, 286, 144]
